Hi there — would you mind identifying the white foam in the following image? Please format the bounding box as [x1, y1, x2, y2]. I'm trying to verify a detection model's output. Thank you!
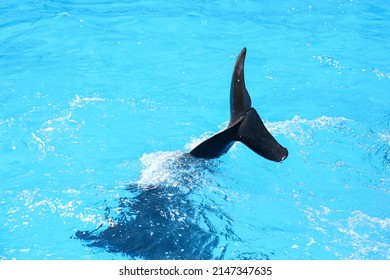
[347, 210, 390, 229]
[136, 148, 218, 192]
[137, 151, 183, 187]
[313, 55, 345, 71]
[266, 115, 351, 134]
[337, 210, 390, 259]
[69, 94, 106, 110]
[305, 205, 390, 259]
[379, 132, 390, 146]
[373, 68, 390, 79]
[76, 212, 103, 224]
[265, 115, 352, 145]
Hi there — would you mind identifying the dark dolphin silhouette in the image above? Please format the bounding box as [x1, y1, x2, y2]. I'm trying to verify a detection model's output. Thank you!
[74, 48, 287, 260]
[75, 155, 238, 259]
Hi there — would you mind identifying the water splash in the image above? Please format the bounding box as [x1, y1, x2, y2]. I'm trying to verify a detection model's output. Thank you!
[266, 115, 352, 145]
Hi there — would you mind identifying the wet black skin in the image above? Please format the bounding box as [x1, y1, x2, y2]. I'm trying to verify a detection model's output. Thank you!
[190, 47, 288, 162]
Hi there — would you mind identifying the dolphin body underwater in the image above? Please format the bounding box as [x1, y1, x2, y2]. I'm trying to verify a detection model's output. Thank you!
[75, 48, 288, 259]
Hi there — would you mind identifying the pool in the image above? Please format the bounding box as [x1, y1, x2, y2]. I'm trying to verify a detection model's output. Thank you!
[1, 0, 389, 260]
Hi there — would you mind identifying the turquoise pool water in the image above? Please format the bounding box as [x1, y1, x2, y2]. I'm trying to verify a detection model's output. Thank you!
[1, 0, 389, 260]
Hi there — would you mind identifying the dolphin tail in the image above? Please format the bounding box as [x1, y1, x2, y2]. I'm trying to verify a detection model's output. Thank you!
[189, 48, 288, 162]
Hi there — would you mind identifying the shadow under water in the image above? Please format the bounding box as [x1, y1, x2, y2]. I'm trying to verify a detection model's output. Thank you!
[75, 152, 239, 259]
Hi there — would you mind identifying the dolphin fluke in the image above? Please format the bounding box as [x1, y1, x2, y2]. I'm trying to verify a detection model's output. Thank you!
[229, 47, 251, 127]
[189, 48, 288, 162]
